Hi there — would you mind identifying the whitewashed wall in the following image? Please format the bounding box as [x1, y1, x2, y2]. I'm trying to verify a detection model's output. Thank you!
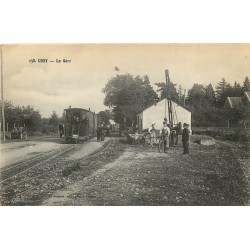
[138, 99, 191, 131]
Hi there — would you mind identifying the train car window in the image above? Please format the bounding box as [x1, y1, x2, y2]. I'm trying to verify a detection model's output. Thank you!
[73, 113, 80, 123]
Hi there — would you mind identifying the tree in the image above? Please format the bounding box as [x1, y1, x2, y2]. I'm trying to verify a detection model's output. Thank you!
[155, 81, 179, 103]
[141, 75, 159, 105]
[215, 78, 232, 107]
[112, 106, 126, 126]
[103, 74, 158, 127]
[20, 105, 42, 130]
[232, 81, 244, 96]
[216, 78, 229, 95]
[99, 110, 113, 124]
[243, 76, 250, 91]
[187, 84, 206, 108]
[185, 83, 227, 127]
[0, 100, 42, 131]
[49, 111, 59, 127]
[205, 83, 216, 104]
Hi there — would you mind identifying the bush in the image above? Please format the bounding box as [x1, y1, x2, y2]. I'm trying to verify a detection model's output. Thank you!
[40, 124, 58, 134]
[192, 127, 250, 142]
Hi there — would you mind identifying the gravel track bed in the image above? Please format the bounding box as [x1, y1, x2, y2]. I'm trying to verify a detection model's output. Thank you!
[1, 137, 248, 206]
[0, 145, 76, 184]
[47, 139, 249, 206]
[0, 138, 122, 205]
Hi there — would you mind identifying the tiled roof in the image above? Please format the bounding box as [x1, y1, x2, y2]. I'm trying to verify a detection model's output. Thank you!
[228, 97, 243, 108]
[244, 91, 250, 102]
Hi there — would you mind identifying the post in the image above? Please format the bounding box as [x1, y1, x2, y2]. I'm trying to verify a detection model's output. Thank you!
[164, 99, 166, 119]
[183, 89, 186, 107]
[165, 69, 172, 126]
[1, 46, 5, 141]
[179, 85, 182, 102]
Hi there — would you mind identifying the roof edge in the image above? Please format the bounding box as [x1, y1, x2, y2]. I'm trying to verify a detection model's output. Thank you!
[137, 98, 191, 115]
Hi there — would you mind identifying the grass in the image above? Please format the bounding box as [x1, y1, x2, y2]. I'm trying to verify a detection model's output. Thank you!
[62, 162, 81, 177]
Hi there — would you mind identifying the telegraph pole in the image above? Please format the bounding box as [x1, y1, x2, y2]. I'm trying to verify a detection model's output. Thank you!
[1, 45, 5, 141]
[183, 89, 186, 107]
[165, 69, 173, 127]
[165, 70, 169, 120]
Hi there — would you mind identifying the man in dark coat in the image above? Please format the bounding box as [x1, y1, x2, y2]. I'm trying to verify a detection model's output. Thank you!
[97, 126, 101, 141]
[176, 122, 182, 145]
[97, 122, 106, 141]
[59, 123, 64, 138]
[182, 123, 190, 154]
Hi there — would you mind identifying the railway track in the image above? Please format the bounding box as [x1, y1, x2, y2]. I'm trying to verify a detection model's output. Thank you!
[0, 144, 78, 185]
[0, 138, 118, 205]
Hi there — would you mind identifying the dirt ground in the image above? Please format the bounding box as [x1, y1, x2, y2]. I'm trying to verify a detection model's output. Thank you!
[0, 140, 66, 168]
[1, 135, 249, 206]
[43, 137, 249, 206]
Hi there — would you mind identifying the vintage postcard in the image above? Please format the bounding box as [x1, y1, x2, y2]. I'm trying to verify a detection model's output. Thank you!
[0, 44, 249, 206]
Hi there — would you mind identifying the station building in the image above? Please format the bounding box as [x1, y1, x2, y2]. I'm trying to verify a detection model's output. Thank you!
[136, 98, 192, 131]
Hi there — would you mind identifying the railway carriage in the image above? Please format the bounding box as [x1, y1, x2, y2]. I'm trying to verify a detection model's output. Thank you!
[64, 107, 99, 143]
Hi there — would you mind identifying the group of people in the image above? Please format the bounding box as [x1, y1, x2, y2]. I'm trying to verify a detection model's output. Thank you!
[148, 118, 190, 155]
[97, 122, 106, 141]
[59, 122, 107, 141]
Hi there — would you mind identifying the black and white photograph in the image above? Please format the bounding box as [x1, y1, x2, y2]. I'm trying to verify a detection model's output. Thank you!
[1, 1, 250, 249]
[0, 44, 249, 206]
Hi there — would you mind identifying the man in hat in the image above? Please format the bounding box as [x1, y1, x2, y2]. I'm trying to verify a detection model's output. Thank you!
[163, 117, 168, 125]
[100, 122, 106, 141]
[59, 123, 64, 138]
[176, 122, 183, 145]
[148, 123, 156, 146]
[161, 122, 170, 153]
[182, 123, 190, 154]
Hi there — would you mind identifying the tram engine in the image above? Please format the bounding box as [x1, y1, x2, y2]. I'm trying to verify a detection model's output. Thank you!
[64, 107, 99, 143]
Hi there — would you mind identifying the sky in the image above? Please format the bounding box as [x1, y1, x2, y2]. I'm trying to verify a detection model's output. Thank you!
[1, 44, 250, 118]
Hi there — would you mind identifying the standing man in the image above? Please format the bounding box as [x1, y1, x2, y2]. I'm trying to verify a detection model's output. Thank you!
[163, 117, 168, 125]
[148, 123, 156, 146]
[100, 122, 106, 141]
[182, 123, 190, 154]
[161, 122, 170, 153]
[176, 122, 182, 146]
[59, 123, 64, 138]
[96, 126, 101, 141]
